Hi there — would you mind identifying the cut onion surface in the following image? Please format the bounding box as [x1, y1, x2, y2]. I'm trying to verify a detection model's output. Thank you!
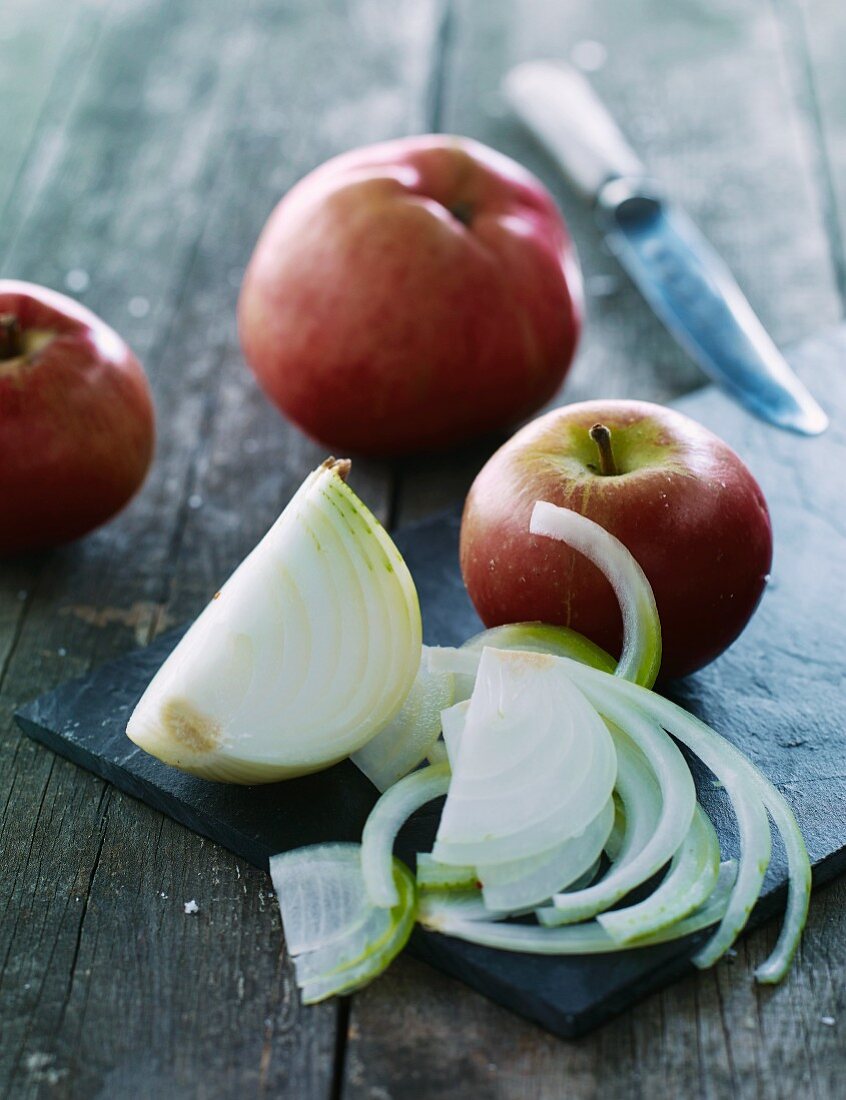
[351, 649, 454, 792]
[529, 501, 661, 688]
[479, 797, 614, 911]
[432, 648, 616, 867]
[271, 843, 416, 1003]
[127, 459, 422, 783]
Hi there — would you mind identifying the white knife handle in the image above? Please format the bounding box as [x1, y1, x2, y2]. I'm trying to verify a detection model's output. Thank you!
[503, 60, 645, 199]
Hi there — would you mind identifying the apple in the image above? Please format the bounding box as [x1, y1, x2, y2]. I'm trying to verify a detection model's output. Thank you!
[238, 135, 582, 456]
[459, 400, 773, 679]
[0, 280, 155, 555]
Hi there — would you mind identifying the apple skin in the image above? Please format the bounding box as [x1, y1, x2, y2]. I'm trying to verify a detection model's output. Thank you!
[0, 280, 155, 555]
[459, 400, 773, 680]
[238, 135, 582, 456]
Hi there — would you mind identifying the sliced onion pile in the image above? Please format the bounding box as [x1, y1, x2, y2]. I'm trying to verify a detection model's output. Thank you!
[253, 494, 810, 995]
[127, 459, 422, 783]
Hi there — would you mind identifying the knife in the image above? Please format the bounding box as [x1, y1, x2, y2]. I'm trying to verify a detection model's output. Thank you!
[503, 60, 828, 435]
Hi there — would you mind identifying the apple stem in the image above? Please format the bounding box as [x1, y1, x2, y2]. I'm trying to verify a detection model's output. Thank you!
[0, 314, 22, 360]
[589, 423, 619, 476]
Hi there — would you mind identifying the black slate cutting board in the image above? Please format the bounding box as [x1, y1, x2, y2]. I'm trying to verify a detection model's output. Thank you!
[15, 325, 846, 1038]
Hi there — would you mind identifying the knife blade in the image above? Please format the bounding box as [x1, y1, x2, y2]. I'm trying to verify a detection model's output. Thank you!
[503, 60, 828, 435]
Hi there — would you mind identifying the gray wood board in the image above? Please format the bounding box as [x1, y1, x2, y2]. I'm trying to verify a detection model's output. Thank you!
[15, 325, 846, 1038]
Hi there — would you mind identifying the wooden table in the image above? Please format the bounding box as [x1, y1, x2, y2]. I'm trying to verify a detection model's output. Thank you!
[2, 1, 844, 1095]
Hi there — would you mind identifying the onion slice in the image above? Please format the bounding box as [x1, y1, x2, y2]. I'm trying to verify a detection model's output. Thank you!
[461, 622, 615, 674]
[418, 889, 532, 925]
[479, 797, 615, 911]
[270, 843, 416, 1002]
[361, 762, 451, 907]
[529, 501, 662, 687]
[554, 661, 807, 977]
[127, 460, 422, 783]
[351, 650, 454, 791]
[416, 853, 477, 891]
[422, 861, 738, 954]
[270, 843, 368, 956]
[299, 861, 417, 1003]
[599, 805, 721, 943]
[538, 716, 694, 925]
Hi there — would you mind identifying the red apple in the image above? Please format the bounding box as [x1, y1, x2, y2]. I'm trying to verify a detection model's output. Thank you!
[238, 135, 582, 456]
[0, 280, 155, 555]
[459, 400, 773, 679]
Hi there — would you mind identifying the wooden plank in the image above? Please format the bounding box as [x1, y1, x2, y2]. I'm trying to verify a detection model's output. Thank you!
[348, 0, 846, 1096]
[782, 0, 846, 306]
[393, 0, 842, 526]
[0, 0, 442, 1096]
[0, 0, 105, 226]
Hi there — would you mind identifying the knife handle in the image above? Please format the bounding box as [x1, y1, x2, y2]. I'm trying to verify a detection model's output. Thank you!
[503, 60, 645, 199]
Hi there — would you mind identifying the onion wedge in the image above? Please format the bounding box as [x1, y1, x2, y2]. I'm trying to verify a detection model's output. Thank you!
[127, 459, 422, 783]
[432, 648, 616, 867]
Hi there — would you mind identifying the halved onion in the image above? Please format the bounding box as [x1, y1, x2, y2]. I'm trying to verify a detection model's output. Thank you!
[529, 501, 661, 688]
[351, 650, 454, 791]
[127, 460, 422, 783]
[432, 648, 616, 867]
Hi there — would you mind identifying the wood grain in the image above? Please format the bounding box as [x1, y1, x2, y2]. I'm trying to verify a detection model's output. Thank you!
[2, 0, 846, 1096]
[0, 1, 441, 1096]
[782, 0, 846, 306]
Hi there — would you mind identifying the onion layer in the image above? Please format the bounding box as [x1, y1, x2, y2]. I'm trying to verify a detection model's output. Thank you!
[351, 649, 454, 792]
[432, 648, 616, 867]
[270, 842, 416, 1003]
[529, 501, 661, 687]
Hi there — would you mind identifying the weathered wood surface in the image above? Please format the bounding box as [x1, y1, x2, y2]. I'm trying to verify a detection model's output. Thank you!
[1, 0, 844, 1097]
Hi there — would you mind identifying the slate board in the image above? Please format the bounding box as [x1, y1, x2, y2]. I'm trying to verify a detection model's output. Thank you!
[15, 325, 846, 1038]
